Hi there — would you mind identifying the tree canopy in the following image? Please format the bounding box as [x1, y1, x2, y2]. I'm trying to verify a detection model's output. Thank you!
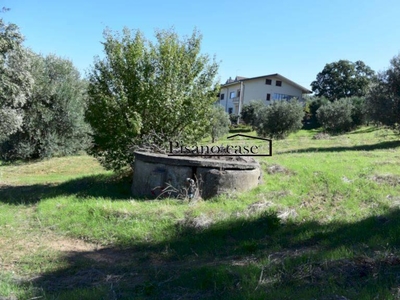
[255, 99, 304, 139]
[240, 100, 264, 128]
[311, 60, 375, 101]
[86, 28, 219, 170]
[367, 54, 400, 131]
[0, 18, 33, 142]
[209, 105, 230, 143]
[1, 53, 91, 160]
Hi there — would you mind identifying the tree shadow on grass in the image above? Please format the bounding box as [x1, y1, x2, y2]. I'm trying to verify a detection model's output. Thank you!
[0, 174, 134, 205]
[348, 126, 381, 135]
[278, 140, 400, 155]
[24, 208, 400, 299]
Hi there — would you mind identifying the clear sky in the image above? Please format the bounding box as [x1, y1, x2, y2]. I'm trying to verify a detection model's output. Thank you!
[2, 0, 400, 89]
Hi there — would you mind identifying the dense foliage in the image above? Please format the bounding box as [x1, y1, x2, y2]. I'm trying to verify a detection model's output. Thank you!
[367, 54, 400, 131]
[303, 96, 329, 128]
[311, 60, 375, 101]
[210, 105, 230, 142]
[349, 96, 368, 127]
[316, 99, 354, 133]
[0, 18, 33, 142]
[1, 53, 91, 160]
[255, 99, 304, 139]
[86, 28, 219, 170]
[240, 100, 264, 128]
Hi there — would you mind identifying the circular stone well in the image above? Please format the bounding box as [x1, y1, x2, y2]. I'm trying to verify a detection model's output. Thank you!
[131, 151, 261, 199]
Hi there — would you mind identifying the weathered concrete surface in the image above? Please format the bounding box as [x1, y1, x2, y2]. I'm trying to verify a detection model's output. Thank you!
[131, 151, 261, 199]
[196, 167, 261, 199]
[131, 159, 192, 198]
[135, 151, 259, 170]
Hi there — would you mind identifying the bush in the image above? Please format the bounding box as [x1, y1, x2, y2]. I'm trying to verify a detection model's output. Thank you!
[255, 99, 304, 139]
[316, 99, 353, 133]
[229, 124, 253, 133]
[349, 96, 368, 126]
[210, 105, 230, 142]
[303, 96, 329, 129]
[241, 100, 264, 128]
[229, 114, 239, 124]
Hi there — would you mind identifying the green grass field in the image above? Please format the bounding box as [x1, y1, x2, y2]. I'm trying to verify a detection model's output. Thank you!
[1, 126, 400, 299]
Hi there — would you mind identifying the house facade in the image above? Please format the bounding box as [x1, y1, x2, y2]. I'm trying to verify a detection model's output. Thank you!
[218, 74, 312, 115]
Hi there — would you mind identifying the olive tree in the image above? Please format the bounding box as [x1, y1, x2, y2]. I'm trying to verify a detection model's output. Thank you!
[1, 53, 91, 160]
[316, 98, 354, 133]
[255, 99, 304, 139]
[241, 100, 264, 128]
[86, 28, 219, 170]
[0, 18, 33, 142]
[367, 54, 400, 131]
[210, 105, 230, 143]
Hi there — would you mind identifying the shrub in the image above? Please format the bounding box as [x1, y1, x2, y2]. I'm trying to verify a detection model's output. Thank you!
[303, 96, 329, 129]
[229, 125, 253, 133]
[255, 99, 304, 139]
[229, 114, 239, 124]
[210, 105, 230, 142]
[316, 99, 354, 133]
[241, 100, 264, 128]
[349, 96, 368, 126]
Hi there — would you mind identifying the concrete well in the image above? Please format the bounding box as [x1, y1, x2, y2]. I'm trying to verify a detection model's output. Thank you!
[131, 151, 261, 199]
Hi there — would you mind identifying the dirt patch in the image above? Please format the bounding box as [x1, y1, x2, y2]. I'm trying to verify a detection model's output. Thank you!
[264, 164, 294, 175]
[0, 229, 102, 273]
[46, 237, 101, 253]
[277, 208, 298, 222]
[387, 195, 400, 208]
[370, 174, 400, 186]
[176, 213, 215, 231]
[247, 200, 274, 214]
[373, 161, 400, 166]
[312, 132, 331, 140]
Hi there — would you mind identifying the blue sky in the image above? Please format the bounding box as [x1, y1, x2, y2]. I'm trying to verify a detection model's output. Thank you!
[2, 0, 400, 89]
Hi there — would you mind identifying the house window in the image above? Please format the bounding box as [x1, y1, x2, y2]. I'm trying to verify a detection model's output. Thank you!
[265, 79, 272, 85]
[276, 80, 282, 87]
[230, 92, 236, 99]
[266, 93, 271, 101]
[228, 108, 233, 114]
[220, 93, 225, 100]
[273, 93, 295, 101]
[237, 90, 240, 97]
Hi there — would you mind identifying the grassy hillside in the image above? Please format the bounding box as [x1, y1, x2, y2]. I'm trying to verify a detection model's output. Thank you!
[1, 126, 400, 299]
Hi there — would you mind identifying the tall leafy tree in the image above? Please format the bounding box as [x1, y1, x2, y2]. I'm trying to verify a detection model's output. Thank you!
[86, 28, 219, 170]
[367, 54, 400, 131]
[1, 53, 91, 160]
[0, 18, 33, 142]
[311, 60, 375, 101]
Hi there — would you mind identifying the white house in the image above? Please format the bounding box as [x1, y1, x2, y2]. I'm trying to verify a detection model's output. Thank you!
[218, 74, 312, 115]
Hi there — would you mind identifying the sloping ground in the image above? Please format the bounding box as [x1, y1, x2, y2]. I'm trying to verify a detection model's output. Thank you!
[1, 127, 400, 299]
